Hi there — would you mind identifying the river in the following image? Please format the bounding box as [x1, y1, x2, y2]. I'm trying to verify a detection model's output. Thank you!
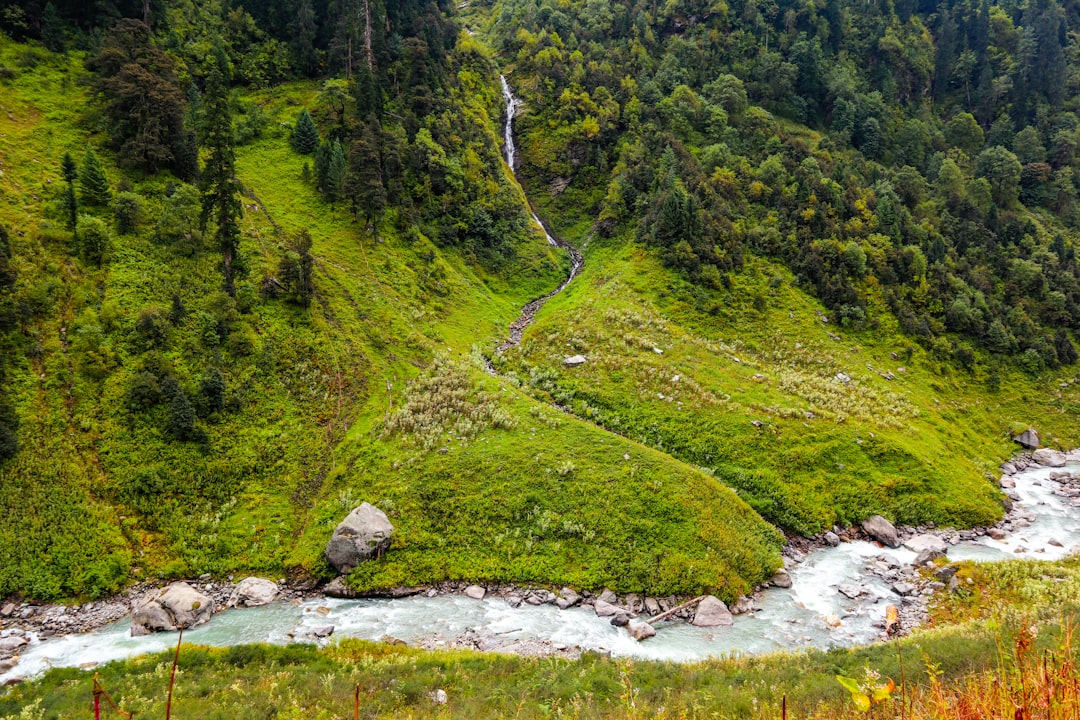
[2, 460, 1074, 682]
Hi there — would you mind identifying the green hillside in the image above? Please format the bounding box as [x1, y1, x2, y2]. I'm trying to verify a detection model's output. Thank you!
[0, 0, 1079, 609]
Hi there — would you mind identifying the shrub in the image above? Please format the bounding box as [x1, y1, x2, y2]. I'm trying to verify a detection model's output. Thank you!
[76, 214, 110, 266]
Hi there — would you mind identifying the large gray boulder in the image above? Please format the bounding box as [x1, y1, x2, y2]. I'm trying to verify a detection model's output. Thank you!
[861, 515, 900, 548]
[1014, 428, 1040, 450]
[229, 577, 279, 608]
[904, 534, 947, 555]
[691, 596, 734, 627]
[325, 503, 394, 574]
[131, 582, 214, 636]
[1033, 448, 1067, 468]
[627, 621, 656, 641]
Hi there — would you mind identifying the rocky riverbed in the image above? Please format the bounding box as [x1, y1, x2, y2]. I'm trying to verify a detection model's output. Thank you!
[3, 449, 1079, 682]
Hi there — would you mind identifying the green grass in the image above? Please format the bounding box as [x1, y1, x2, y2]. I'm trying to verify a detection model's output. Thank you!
[500, 227, 1080, 534]
[0, 616, 1065, 719]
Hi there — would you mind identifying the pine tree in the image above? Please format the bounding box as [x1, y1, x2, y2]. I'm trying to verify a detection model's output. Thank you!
[291, 0, 318, 77]
[61, 152, 78, 231]
[200, 368, 226, 413]
[343, 120, 386, 232]
[314, 139, 332, 191]
[1055, 329, 1078, 365]
[291, 109, 320, 154]
[41, 2, 65, 53]
[167, 387, 195, 440]
[324, 140, 347, 202]
[200, 47, 243, 297]
[78, 146, 111, 207]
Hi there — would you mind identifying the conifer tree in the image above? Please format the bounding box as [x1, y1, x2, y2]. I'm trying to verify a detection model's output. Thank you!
[78, 146, 111, 207]
[279, 229, 315, 307]
[41, 2, 65, 53]
[324, 140, 347, 202]
[200, 48, 242, 297]
[314, 139, 332, 190]
[344, 120, 386, 232]
[1055, 329, 1078, 365]
[167, 387, 195, 440]
[200, 368, 226, 413]
[291, 109, 320, 154]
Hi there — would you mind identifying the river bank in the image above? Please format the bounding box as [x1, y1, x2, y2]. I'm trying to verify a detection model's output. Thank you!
[3, 449, 1076, 684]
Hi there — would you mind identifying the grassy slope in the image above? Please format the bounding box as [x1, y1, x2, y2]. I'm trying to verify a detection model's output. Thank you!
[0, 618, 1043, 719]
[0, 38, 782, 601]
[502, 183, 1080, 534]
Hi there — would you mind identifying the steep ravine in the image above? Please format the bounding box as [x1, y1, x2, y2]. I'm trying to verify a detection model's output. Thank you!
[493, 76, 584, 354]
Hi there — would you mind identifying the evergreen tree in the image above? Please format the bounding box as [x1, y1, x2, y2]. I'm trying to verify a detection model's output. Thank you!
[291, 109, 320, 154]
[78, 146, 111, 207]
[314, 139, 332, 191]
[1055, 329, 1078, 365]
[200, 367, 226, 413]
[0, 383, 16, 460]
[344, 123, 386, 230]
[167, 387, 195, 440]
[279, 229, 315, 307]
[0, 224, 16, 334]
[61, 152, 78, 231]
[88, 19, 187, 174]
[41, 2, 65, 53]
[291, 0, 318, 77]
[324, 140, 347, 202]
[200, 48, 243, 298]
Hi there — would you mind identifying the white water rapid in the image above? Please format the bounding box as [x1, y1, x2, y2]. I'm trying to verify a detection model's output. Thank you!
[3, 461, 1077, 682]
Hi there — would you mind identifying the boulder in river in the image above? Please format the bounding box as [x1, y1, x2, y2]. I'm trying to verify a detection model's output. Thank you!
[556, 588, 581, 610]
[904, 534, 947, 555]
[563, 355, 587, 367]
[131, 582, 214, 636]
[770, 569, 793, 588]
[691, 596, 734, 627]
[823, 531, 841, 547]
[229, 577, 279, 608]
[861, 515, 901, 548]
[0, 659, 15, 674]
[594, 599, 620, 617]
[325, 503, 394, 574]
[0, 636, 27, 655]
[1033, 448, 1067, 468]
[987, 528, 1007, 540]
[1014, 428, 1040, 450]
[627, 621, 656, 641]
[464, 585, 486, 600]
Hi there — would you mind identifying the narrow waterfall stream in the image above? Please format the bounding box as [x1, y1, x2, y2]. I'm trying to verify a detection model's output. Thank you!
[3, 461, 1076, 682]
[493, 76, 583, 353]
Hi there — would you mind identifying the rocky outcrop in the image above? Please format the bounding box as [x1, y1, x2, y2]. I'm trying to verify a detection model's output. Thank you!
[229, 577, 279, 608]
[691, 596, 733, 627]
[325, 503, 394, 574]
[131, 582, 213, 636]
[861, 515, 900, 548]
[1014, 428, 1040, 450]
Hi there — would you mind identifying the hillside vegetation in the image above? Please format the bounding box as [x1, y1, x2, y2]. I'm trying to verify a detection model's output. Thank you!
[0, 0, 1078, 607]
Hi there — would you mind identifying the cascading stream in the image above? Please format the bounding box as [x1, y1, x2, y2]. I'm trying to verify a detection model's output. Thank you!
[494, 75, 584, 354]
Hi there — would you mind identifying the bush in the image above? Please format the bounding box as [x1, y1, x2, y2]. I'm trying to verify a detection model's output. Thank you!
[112, 191, 145, 234]
[76, 214, 110, 266]
[126, 371, 162, 412]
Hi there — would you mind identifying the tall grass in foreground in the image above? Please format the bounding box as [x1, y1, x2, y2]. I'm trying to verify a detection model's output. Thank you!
[816, 622, 1080, 720]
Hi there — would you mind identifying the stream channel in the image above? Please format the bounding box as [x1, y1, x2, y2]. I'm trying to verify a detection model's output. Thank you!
[3, 80, 1078, 683]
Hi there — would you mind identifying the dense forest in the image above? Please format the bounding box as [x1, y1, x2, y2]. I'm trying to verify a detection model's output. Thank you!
[487, 0, 1080, 374]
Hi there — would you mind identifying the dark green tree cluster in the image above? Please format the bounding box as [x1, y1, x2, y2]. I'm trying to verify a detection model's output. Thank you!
[494, 0, 1080, 370]
[88, 19, 195, 178]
